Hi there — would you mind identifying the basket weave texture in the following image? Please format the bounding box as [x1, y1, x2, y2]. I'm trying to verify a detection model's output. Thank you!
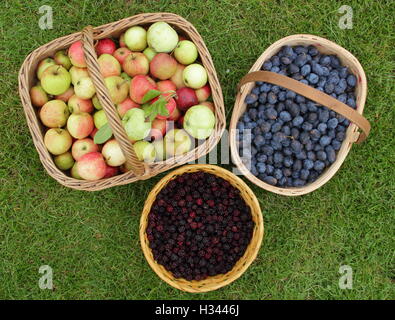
[230, 34, 369, 196]
[140, 164, 264, 293]
[18, 13, 225, 191]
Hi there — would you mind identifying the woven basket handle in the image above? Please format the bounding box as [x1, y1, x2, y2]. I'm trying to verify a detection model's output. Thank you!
[81, 26, 146, 176]
[238, 71, 370, 144]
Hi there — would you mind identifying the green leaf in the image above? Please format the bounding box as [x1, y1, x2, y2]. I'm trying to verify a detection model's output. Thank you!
[141, 89, 161, 104]
[94, 123, 112, 144]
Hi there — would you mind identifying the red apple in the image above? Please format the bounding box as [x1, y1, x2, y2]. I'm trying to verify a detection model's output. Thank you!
[55, 87, 74, 102]
[72, 138, 99, 161]
[113, 47, 132, 65]
[150, 118, 168, 140]
[68, 95, 93, 113]
[95, 38, 116, 56]
[157, 80, 176, 97]
[90, 127, 98, 139]
[175, 87, 198, 112]
[151, 96, 176, 120]
[77, 152, 106, 180]
[195, 84, 211, 102]
[168, 107, 181, 121]
[68, 41, 86, 68]
[117, 97, 140, 118]
[30, 86, 48, 107]
[177, 116, 184, 128]
[98, 53, 121, 78]
[170, 63, 186, 89]
[129, 75, 157, 104]
[123, 52, 149, 77]
[103, 165, 119, 178]
[67, 112, 94, 139]
[150, 53, 177, 80]
[200, 101, 215, 113]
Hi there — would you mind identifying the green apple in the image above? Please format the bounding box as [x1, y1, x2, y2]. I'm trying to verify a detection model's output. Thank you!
[75, 77, 96, 99]
[93, 110, 108, 129]
[174, 40, 198, 65]
[41, 65, 71, 95]
[44, 128, 72, 155]
[104, 76, 129, 104]
[122, 108, 151, 141]
[134, 140, 156, 163]
[69, 66, 89, 85]
[121, 72, 131, 81]
[153, 140, 165, 161]
[40, 100, 70, 128]
[54, 50, 72, 70]
[124, 26, 147, 51]
[184, 104, 215, 139]
[71, 162, 82, 179]
[147, 22, 178, 53]
[164, 129, 193, 158]
[37, 58, 56, 80]
[143, 47, 157, 61]
[54, 151, 74, 170]
[92, 95, 102, 110]
[102, 139, 126, 166]
[182, 64, 208, 89]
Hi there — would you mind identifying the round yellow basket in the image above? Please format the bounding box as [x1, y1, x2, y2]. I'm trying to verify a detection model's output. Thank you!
[139, 164, 264, 293]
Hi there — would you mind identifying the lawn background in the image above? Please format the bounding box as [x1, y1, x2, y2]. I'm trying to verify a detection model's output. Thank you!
[0, 0, 394, 299]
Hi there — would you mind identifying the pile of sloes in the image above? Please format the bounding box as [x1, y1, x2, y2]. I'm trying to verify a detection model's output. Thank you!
[237, 45, 357, 187]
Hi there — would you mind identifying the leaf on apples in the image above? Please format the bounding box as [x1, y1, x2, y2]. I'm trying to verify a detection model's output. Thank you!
[94, 123, 112, 144]
[141, 89, 162, 104]
[143, 96, 169, 121]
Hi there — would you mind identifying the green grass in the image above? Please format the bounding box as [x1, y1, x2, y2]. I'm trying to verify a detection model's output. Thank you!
[0, 0, 394, 300]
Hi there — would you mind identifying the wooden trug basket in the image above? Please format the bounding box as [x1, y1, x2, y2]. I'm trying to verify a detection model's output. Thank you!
[230, 34, 370, 196]
[18, 13, 225, 191]
[140, 164, 264, 293]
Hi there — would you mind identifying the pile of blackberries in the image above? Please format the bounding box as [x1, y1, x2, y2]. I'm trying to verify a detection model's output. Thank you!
[147, 171, 254, 281]
[237, 45, 357, 187]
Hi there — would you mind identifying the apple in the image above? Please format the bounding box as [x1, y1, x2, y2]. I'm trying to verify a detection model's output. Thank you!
[174, 40, 198, 65]
[157, 80, 176, 97]
[184, 105, 215, 139]
[168, 107, 181, 121]
[93, 110, 108, 129]
[77, 152, 107, 180]
[67, 112, 94, 139]
[92, 95, 102, 110]
[122, 108, 151, 141]
[150, 118, 168, 141]
[175, 87, 198, 112]
[54, 50, 72, 70]
[164, 129, 193, 158]
[71, 162, 82, 179]
[68, 95, 93, 113]
[55, 86, 74, 102]
[116, 97, 139, 118]
[54, 151, 74, 170]
[90, 127, 98, 139]
[121, 72, 131, 82]
[170, 64, 186, 89]
[103, 165, 119, 178]
[177, 115, 184, 128]
[102, 139, 126, 166]
[37, 58, 56, 80]
[44, 128, 72, 155]
[41, 65, 71, 95]
[200, 101, 215, 112]
[113, 47, 132, 65]
[152, 140, 165, 161]
[195, 84, 211, 102]
[149, 53, 177, 80]
[143, 47, 157, 61]
[147, 22, 178, 53]
[150, 96, 176, 120]
[40, 100, 69, 128]
[75, 77, 96, 99]
[124, 26, 147, 51]
[123, 52, 149, 77]
[129, 75, 157, 104]
[134, 140, 156, 163]
[119, 33, 126, 48]
[30, 85, 48, 107]
[72, 138, 99, 161]
[98, 53, 121, 78]
[104, 76, 129, 104]
[69, 66, 89, 85]
[68, 41, 86, 68]
[183, 64, 208, 89]
[95, 38, 116, 55]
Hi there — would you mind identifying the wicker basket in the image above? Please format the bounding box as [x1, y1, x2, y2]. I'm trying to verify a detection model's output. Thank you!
[140, 164, 264, 293]
[18, 13, 225, 191]
[230, 34, 370, 196]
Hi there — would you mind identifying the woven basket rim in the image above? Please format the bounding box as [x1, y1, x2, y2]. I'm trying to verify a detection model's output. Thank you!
[139, 164, 264, 293]
[18, 13, 226, 191]
[230, 34, 367, 196]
